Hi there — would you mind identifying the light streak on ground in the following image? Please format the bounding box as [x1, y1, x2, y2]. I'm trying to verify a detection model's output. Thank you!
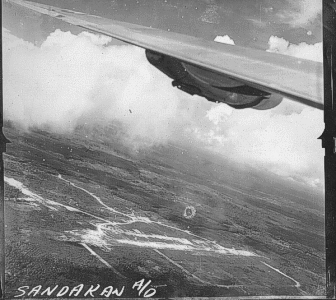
[55, 174, 257, 257]
[5, 176, 256, 256]
[261, 261, 300, 288]
[153, 249, 242, 288]
[4, 177, 114, 224]
[261, 261, 303, 294]
[5, 176, 303, 291]
[154, 249, 213, 286]
[58, 175, 214, 242]
[80, 243, 126, 279]
[57, 174, 132, 219]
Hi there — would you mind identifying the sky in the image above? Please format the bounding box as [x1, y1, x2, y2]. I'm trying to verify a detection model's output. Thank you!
[3, 0, 324, 190]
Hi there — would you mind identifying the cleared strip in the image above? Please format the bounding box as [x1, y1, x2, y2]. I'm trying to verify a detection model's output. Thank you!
[80, 242, 126, 279]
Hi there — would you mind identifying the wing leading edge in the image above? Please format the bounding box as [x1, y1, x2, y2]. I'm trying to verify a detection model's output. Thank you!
[8, 0, 323, 109]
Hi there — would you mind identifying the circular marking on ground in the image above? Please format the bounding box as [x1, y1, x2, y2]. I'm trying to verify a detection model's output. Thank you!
[183, 206, 196, 219]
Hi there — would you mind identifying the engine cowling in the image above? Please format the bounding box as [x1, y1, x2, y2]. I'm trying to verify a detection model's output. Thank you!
[145, 49, 282, 110]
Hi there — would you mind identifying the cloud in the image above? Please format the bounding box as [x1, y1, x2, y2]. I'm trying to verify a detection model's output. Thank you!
[3, 29, 323, 189]
[197, 105, 324, 189]
[266, 35, 322, 62]
[214, 35, 235, 45]
[197, 35, 324, 189]
[206, 105, 233, 125]
[3, 28, 196, 148]
[277, 0, 322, 28]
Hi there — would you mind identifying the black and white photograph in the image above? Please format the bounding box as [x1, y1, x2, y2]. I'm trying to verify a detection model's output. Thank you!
[1, 0, 331, 298]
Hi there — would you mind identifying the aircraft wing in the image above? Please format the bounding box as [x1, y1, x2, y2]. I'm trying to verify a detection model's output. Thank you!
[8, 0, 323, 109]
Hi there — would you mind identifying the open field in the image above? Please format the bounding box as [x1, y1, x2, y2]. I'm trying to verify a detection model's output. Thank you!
[4, 124, 325, 297]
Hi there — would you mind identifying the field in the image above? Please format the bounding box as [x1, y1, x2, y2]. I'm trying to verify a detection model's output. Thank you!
[3, 123, 325, 298]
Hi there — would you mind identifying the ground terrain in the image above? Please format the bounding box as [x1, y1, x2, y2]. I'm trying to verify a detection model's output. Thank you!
[3, 123, 325, 298]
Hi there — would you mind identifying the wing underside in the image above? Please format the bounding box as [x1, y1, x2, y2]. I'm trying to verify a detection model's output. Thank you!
[8, 0, 323, 109]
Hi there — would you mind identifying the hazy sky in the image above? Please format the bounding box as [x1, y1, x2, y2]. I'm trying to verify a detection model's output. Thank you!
[4, 0, 322, 47]
[3, 0, 323, 190]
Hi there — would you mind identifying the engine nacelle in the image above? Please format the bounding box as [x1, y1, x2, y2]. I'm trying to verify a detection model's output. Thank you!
[249, 94, 283, 110]
[145, 50, 282, 110]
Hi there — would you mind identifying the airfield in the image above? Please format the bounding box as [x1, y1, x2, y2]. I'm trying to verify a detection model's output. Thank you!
[3, 123, 325, 298]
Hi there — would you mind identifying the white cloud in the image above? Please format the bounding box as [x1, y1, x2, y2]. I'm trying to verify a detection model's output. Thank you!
[3, 28, 194, 148]
[214, 35, 235, 45]
[3, 29, 323, 189]
[197, 104, 324, 189]
[201, 36, 324, 189]
[266, 35, 322, 62]
[206, 105, 233, 125]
